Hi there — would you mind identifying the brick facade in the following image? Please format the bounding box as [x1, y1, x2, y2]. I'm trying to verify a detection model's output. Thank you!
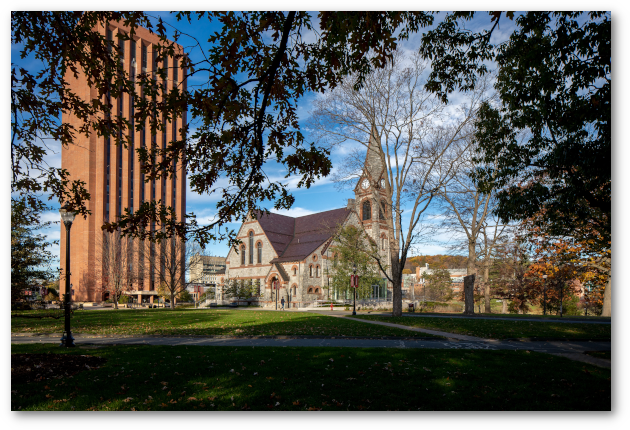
[60, 20, 186, 303]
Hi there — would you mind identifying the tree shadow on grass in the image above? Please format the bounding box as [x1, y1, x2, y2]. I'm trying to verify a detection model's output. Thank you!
[11, 309, 432, 338]
[11, 345, 611, 411]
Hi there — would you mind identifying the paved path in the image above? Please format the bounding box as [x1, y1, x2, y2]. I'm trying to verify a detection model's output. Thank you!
[299, 309, 611, 324]
[10, 333, 610, 353]
[12, 309, 611, 368]
[327, 313, 483, 341]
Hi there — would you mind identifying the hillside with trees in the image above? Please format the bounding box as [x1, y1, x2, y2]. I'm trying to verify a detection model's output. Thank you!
[406, 255, 468, 272]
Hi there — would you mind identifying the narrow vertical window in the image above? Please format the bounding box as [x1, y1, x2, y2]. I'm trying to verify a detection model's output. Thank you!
[105, 29, 112, 222]
[172, 117, 177, 205]
[249, 232, 254, 264]
[141, 44, 147, 70]
[129, 39, 136, 214]
[257, 242, 262, 264]
[362, 201, 371, 220]
[241, 246, 246, 265]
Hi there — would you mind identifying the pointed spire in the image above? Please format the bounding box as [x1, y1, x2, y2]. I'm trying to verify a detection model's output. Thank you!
[364, 123, 384, 180]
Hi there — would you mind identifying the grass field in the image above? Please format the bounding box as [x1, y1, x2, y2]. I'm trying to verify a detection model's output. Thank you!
[351, 315, 611, 340]
[11, 343, 610, 411]
[408, 311, 610, 322]
[10, 309, 440, 338]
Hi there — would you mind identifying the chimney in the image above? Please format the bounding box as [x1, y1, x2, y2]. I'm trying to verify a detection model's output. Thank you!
[347, 198, 355, 210]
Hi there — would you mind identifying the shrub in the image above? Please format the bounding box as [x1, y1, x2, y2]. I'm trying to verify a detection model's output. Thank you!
[507, 301, 519, 314]
[562, 295, 581, 316]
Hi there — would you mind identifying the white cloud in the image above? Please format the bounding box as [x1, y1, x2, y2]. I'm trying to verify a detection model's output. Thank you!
[269, 206, 318, 218]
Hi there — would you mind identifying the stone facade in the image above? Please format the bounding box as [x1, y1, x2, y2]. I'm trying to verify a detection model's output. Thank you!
[224, 126, 394, 307]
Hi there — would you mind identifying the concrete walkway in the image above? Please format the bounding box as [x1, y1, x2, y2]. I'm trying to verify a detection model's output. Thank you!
[297, 309, 611, 324]
[327, 313, 484, 341]
[11, 333, 611, 368]
[11, 309, 611, 369]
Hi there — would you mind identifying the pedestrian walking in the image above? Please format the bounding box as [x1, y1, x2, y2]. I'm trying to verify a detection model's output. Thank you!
[281, 297, 285, 310]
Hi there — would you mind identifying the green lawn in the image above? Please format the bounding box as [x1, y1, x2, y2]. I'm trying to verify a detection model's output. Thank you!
[10, 309, 440, 338]
[351, 315, 611, 340]
[409, 311, 610, 322]
[11, 344, 610, 411]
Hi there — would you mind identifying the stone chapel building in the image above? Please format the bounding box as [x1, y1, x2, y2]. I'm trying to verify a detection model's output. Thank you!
[223, 127, 393, 306]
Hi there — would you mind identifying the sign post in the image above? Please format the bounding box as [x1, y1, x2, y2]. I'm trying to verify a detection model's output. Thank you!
[351, 266, 358, 316]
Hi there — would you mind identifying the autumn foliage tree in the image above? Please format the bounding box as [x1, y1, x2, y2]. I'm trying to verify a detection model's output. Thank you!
[12, 11, 435, 248]
[524, 216, 610, 316]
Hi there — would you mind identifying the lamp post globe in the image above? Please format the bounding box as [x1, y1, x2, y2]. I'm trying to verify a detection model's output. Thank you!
[59, 204, 76, 347]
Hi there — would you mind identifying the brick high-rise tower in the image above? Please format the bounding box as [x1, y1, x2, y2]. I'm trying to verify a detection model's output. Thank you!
[60, 20, 186, 303]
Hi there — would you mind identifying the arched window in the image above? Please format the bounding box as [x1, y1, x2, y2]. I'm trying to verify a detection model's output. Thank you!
[257, 242, 262, 264]
[315, 265, 320, 277]
[241, 245, 245, 265]
[314, 288, 320, 294]
[249, 231, 254, 264]
[379, 201, 386, 220]
[293, 267, 297, 276]
[362, 200, 371, 220]
[381, 236, 385, 250]
[309, 265, 313, 277]
[308, 287, 313, 294]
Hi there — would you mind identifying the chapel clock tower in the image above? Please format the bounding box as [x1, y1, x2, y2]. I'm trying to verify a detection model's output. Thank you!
[354, 125, 393, 257]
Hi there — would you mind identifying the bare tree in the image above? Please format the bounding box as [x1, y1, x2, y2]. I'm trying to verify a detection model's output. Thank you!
[137, 237, 206, 309]
[95, 230, 139, 309]
[309, 50, 489, 316]
[433, 129, 512, 312]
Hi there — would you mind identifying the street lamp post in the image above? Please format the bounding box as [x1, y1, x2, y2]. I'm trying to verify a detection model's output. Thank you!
[352, 263, 357, 316]
[59, 204, 76, 347]
[274, 279, 278, 310]
[542, 275, 547, 316]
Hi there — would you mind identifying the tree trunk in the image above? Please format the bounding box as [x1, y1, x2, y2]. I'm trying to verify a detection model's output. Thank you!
[463, 274, 475, 315]
[170, 292, 175, 310]
[501, 299, 507, 314]
[483, 265, 491, 313]
[602, 275, 611, 317]
[391, 258, 403, 316]
[467, 241, 476, 276]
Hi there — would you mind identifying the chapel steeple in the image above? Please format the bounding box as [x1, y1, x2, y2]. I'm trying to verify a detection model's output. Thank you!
[353, 124, 392, 247]
[364, 124, 385, 183]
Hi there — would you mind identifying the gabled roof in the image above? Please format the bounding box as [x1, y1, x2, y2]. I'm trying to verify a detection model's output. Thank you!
[251, 208, 350, 264]
[251, 211, 295, 257]
[274, 263, 290, 282]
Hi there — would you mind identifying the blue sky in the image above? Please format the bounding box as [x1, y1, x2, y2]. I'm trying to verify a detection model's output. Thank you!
[11, 11, 524, 267]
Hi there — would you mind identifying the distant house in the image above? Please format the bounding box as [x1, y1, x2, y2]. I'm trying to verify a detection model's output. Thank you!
[415, 264, 468, 293]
